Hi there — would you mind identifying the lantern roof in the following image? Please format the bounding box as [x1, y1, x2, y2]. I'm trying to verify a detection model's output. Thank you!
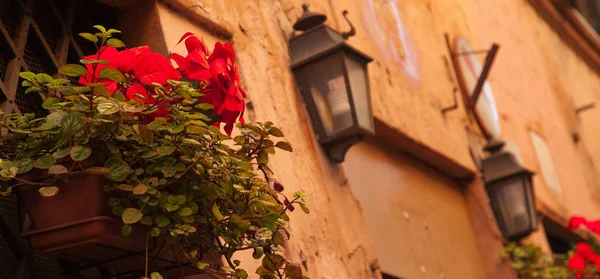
[481, 139, 533, 185]
[289, 25, 372, 69]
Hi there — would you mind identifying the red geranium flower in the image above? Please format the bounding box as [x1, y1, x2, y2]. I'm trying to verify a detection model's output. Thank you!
[569, 253, 586, 270]
[569, 216, 588, 230]
[171, 33, 212, 81]
[172, 34, 246, 136]
[125, 84, 169, 122]
[78, 46, 119, 94]
[118, 46, 150, 72]
[133, 52, 181, 85]
[205, 42, 246, 136]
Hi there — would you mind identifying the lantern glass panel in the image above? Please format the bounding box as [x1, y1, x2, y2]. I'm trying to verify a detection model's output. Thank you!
[299, 54, 354, 137]
[344, 54, 373, 132]
[489, 175, 533, 238]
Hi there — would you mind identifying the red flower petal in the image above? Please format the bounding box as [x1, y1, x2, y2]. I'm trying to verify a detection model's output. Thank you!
[576, 243, 596, 261]
[568, 217, 589, 230]
[134, 52, 181, 85]
[118, 46, 150, 72]
[568, 254, 586, 270]
[126, 84, 153, 104]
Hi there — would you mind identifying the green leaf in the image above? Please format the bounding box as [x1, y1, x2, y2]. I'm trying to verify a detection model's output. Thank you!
[275, 141, 293, 152]
[235, 269, 249, 279]
[38, 186, 59, 197]
[78, 32, 98, 43]
[188, 202, 199, 214]
[211, 203, 224, 222]
[156, 146, 176, 156]
[182, 138, 201, 146]
[42, 97, 60, 109]
[19, 72, 35, 81]
[108, 197, 121, 207]
[269, 126, 284, 137]
[177, 207, 193, 217]
[140, 215, 153, 226]
[107, 28, 121, 35]
[106, 38, 125, 48]
[80, 59, 109, 65]
[230, 214, 250, 232]
[59, 64, 87, 77]
[34, 73, 53, 84]
[122, 208, 143, 224]
[195, 103, 214, 110]
[299, 203, 310, 214]
[174, 195, 186, 205]
[257, 150, 268, 165]
[93, 25, 107, 33]
[133, 184, 148, 195]
[284, 263, 303, 279]
[155, 215, 170, 228]
[252, 247, 264, 259]
[0, 167, 18, 178]
[52, 148, 71, 159]
[196, 262, 209, 270]
[99, 68, 124, 82]
[60, 112, 84, 137]
[164, 203, 179, 212]
[34, 155, 56, 169]
[97, 97, 121, 114]
[121, 224, 132, 237]
[117, 184, 134, 191]
[104, 157, 133, 182]
[138, 125, 154, 145]
[83, 167, 110, 175]
[70, 146, 92, 161]
[93, 84, 112, 97]
[48, 164, 68, 175]
[150, 227, 161, 237]
[293, 191, 307, 201]
[260, 213, 280, 232]
[150, 272, 163, 279]
[24, 87, 42, 94]
[15, 158, 34, 174]
[221, 266, 235, 273]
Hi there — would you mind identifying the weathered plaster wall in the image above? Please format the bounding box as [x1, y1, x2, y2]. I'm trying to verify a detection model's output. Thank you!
[155, 1, 381, 278]
[124, 0, 600, 277]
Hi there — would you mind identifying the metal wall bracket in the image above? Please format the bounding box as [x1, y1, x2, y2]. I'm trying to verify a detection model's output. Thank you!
[575, 102, 596, 117]
[441, 88, 459, 116]
[444, 33, 500, 109]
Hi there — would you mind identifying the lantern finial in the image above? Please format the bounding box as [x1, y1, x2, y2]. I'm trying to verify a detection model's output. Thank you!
[293, 4, 327, 31]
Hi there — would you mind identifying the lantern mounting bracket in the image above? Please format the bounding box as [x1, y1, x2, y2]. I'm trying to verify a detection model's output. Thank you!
[444, 34, 500, 109]
[441, 87, 459, 116]
[341, 10, 356, 39]
[575, 102, 596, 116]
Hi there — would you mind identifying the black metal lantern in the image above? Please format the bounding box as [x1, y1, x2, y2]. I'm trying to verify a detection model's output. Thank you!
[289, 5, 374, 163]
[481, 139, 537, 241]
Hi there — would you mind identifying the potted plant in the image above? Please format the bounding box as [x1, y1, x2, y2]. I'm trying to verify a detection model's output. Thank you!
[0, 25, 309, 279]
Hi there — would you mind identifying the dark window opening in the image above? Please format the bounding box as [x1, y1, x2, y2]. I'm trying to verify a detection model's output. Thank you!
[543, 217, 584, 255]
[382, 272, 404, 279]
[569, 0, 600, 34]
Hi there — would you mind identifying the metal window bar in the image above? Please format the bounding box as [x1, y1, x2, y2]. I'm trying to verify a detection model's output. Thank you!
[0, 0, 118, 278]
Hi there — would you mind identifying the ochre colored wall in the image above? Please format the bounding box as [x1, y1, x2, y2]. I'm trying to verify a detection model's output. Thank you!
[343, 141, 487, 279]
[121, 0, 600, 277]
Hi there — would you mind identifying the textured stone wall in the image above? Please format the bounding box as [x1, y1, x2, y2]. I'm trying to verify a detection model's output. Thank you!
[118, 0, 600, 277]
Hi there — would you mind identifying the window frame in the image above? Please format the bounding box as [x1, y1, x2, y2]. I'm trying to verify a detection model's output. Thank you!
[528, 0, 600, 73]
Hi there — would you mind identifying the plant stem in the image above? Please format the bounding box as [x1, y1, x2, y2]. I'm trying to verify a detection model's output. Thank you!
[13, 177, 55, 186]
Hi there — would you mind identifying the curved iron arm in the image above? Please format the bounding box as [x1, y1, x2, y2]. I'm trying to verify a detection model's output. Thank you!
[341, 10, 356, 39]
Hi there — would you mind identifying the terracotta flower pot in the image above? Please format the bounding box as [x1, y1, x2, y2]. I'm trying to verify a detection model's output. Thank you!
[17, 162, 202, 275]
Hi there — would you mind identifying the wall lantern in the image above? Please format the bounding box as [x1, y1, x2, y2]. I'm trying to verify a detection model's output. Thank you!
[481, 138, 537, 241]
[289, 4, 374, 163]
